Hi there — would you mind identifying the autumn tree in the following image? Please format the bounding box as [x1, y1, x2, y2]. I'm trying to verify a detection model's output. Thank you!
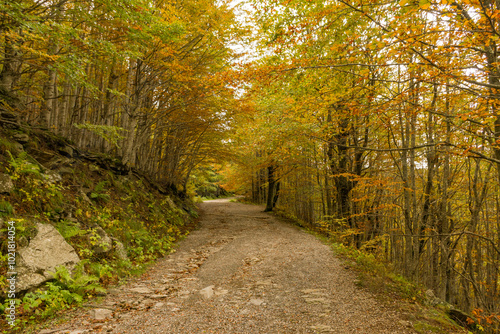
[224, 0, 500, 329]
[1, 0, 244, 194]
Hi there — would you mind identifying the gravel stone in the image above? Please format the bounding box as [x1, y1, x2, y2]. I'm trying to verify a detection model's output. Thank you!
[90, 308, 112, 320]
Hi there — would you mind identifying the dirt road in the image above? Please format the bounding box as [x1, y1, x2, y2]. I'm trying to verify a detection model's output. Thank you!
[43, 199, 415, 334]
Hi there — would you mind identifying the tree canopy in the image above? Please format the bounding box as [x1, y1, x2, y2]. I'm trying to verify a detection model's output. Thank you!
[2, 0, 500, 330]
[222, 0, 500, 328]
[1, 0, 246, 192]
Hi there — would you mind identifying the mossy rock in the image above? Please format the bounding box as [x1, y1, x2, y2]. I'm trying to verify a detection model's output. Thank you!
[414, 321, 446, 333]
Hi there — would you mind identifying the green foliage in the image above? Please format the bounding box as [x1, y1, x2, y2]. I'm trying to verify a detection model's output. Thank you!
[48, 264, 106, 297]
[5, 150, 66, 216]
[88, 261, 113, 282]
[188, 166, 229, 199]
[125, 228, 170, 262]
[73, 123, 126, 148]
[0, 200, 13, 217]
[0, 218, 36, 241]
[90, 181, 110, 203]
[87, 227, 111, 254]
[0, 136, 20, 155]
[19, 264, 104, 320]
[6, 151, 41, 178]
[0, 144, 194, 331]
[21, 282, 83, 318]
[55, 220, 86, 239]
[414, 321, 448, 334]
[330, 241, 429, 305]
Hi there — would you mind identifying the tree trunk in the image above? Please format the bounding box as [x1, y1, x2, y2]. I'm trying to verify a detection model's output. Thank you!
[264, 164, 277, 212]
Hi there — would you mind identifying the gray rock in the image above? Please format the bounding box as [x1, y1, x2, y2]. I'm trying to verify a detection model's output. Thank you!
[249, 298, 265, 306]
[38, 330, 58, 334]
[425, 289, 447, 307]
[69, 330, 88, 334]
[13, 133, 29, 144]
[113, 240, 128, 260]
[18, 236, 28, 248]
[16, 223, 80, 292]
[425, 289, 435, 299]
[309, 325, 333, 332]
[255, 280, 272, 286]
[79, 190, 92, 205]
[58, 167, 74, 176]
[165, 196, 177, 209]
[215, 288, 229, 296]
[0, 173, 14, 194]
[304, 297, 330, 305]
[47, 157, 74, 170]
[199, 285, 214, 299]
[425, 289, 437, 305]
[43, 171, 62, 184]
[448, 308, 475, 328]
[153, 302, 164, 308]
[150, 294, 169, 299]
[179, 290, 190, 296]
[129, 287, 152, 294]
[301, 288, 324, 294]
[138, 299, 154, 310]
[89, 164, 100, 172]
[90, 308, 113, 320]
[13, 142, 24, 152]
[58, 146, 74, 158]
[37, 330, 52, 334]
[89, 227, 112, 254]
[32, 149, 55, 164]
[119, 313, 132, 320]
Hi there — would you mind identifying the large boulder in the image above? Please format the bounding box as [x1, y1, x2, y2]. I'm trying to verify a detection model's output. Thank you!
[16, 223, 80, 292]
[0, 173, 14, 194]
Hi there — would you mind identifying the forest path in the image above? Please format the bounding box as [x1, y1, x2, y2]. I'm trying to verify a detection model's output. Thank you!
[43, 199, 415, 334]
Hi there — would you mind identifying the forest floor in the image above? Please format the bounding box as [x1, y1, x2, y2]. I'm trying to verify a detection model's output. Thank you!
[37, 199, 464, 334]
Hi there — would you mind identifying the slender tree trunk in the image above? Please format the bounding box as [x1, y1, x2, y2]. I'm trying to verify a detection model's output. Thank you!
[0, 35, 19, 97]
[264, 164, 277, 212]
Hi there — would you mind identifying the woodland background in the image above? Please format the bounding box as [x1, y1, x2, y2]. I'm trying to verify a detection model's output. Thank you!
[1, 0, 500, 332]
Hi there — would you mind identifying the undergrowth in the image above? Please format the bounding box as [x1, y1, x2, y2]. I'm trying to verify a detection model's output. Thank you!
[0, 142, 195, 333]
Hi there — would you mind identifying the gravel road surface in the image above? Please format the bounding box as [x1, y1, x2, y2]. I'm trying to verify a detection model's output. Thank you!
[41, 199, 416, 334]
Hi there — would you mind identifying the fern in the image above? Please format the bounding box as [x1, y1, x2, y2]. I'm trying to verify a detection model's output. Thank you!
[0, 200, 13, 217]
[73, 123, 125, 148]
[90, 181, 110, 202]
[55, 221, 86, 239]
[7, 151, 41, 177]
[48, 264, 106, 296]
